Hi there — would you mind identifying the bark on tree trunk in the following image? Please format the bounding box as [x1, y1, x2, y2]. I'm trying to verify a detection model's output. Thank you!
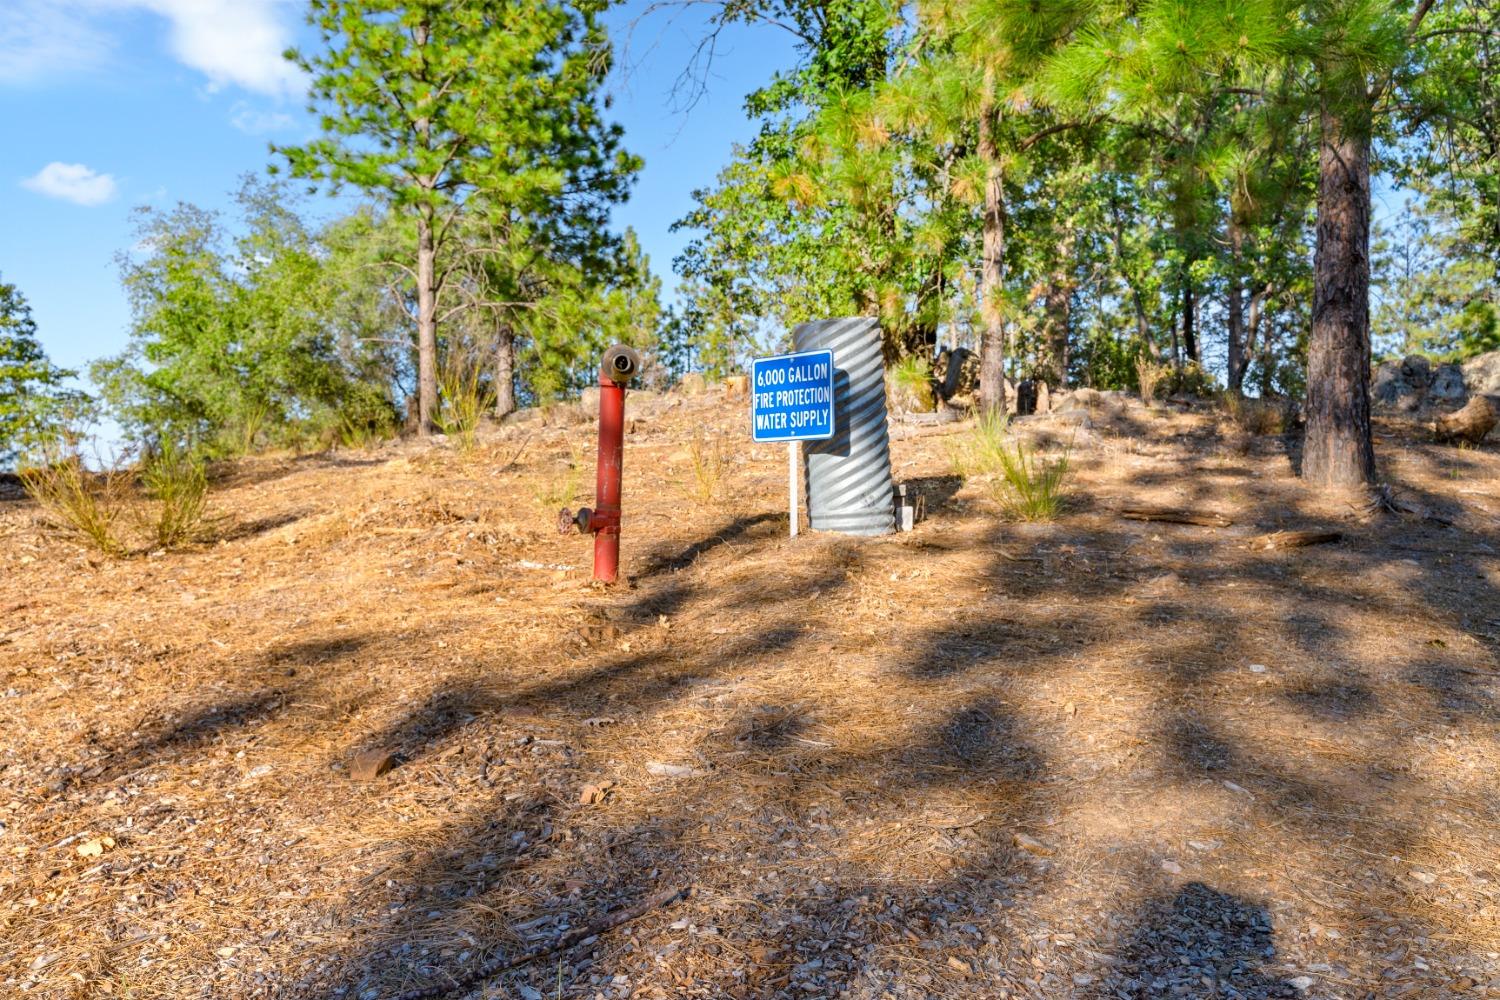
[415, 212, 439, 436]
[1043, 230, 1073, 389]
[1226, 209, 1247, 396]
[1304, 98, 1377, 489]
[494, 324, 516, 420]
[1180, 267, 1198, 365]
[977, 92, 1007, 417]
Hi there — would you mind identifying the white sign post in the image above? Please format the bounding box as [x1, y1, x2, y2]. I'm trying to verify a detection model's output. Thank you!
[750, 349, 835, 539]
[788, 442, 799, 538]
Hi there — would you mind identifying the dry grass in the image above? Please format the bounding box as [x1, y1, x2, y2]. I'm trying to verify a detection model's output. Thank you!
[138, 439, 209, 549]
[1136, 357, 1169, 403]
[687, 431, 730, 505]
[532, 442, 585, 511]
[3, 389, 1499, 999]
[18, 447, 129, 557]
[1223, 393, 1294, 436]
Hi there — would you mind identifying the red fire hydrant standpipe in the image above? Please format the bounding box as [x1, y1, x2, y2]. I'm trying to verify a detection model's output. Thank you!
[558, 345, 641, 584]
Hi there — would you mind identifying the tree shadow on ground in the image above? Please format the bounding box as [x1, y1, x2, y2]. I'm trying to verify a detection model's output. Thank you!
[1097, 882, 1300, 999]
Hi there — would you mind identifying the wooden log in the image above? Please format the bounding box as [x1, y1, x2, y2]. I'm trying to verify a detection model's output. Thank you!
[1119, 506, 1232, 527]
[1250, 530, 1343, 550]
[1433, 395, 1498, 445]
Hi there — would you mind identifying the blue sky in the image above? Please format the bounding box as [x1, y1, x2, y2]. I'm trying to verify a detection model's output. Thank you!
[0, 0, 797, 380]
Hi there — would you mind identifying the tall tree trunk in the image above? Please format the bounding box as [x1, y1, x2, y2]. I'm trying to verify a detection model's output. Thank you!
[494, 323, 516, 420]
[1132, 287, 1158, 360]
[1180, 266, 1198, 364]
[1226, 208, 1247, 396]
[1042, 230, 1073, 388]
[977, 89, 1007, 416]
[415, 212, 439, 436]
[1304, 96, 1377, 489]
[1043, 280, 1071, 388]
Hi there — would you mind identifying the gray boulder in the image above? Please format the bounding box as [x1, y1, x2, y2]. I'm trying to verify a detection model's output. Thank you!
[1372, 355, 1433, 411]
[1463, 350, 1500, 397]
[1429, 363, 1467, 403]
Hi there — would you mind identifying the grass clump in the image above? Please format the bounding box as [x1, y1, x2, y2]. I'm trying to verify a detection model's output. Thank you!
[1136, 358, 1169, 403]
[437, 347, 493, 455]
[533, 444, 585, 511]
[1222, 394, 1292, 436]
[688, 432, 730, 505]
[138, 438, 208, 549]
[989, 439, 1071, 520]
[19, 443, 129, 557]
[947, 407, 1009, 479]
[949, 410, 1071, 521]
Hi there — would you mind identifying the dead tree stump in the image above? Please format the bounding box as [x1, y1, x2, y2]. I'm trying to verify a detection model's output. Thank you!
[1433, 395, 1498, 446]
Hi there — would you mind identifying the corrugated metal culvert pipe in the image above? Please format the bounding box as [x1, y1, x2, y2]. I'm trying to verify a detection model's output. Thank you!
[793, 317, 895, 535]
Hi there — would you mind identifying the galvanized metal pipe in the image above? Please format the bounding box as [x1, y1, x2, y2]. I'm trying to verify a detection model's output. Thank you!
[793, 317, 895, 536]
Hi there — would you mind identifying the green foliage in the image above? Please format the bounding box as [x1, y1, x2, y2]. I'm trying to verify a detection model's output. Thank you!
[1, 276, 87, 467]
[1374, 190, 1500, 361]
[93, 179, 398, 455]
[278, 0, 643, 425]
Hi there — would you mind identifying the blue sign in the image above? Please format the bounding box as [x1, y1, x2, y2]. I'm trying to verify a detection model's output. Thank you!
[750, 349, 836, 442]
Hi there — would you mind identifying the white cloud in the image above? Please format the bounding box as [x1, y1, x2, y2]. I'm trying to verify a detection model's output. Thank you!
[0, 2, 113, 84]
[0, 0, 306, 98]
[230, 102, 296, 135]
[121, 0, 307, 99]
[21, 162, 119, 206]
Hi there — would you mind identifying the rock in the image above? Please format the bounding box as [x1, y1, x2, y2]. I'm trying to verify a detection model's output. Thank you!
[1430, 363, 1467, 402]
[645, 761, 703, 778]
[678, 372, 707, 395]
[1288, 975, 1315, 991]
[1463, 349, 1500, 395]
[579, 780, 615, 805]
[580, 385, 601, 414]
[1052, 407, 1093, 429]
[350, 749, 398, 781]
[1373, 355, 1432, 412]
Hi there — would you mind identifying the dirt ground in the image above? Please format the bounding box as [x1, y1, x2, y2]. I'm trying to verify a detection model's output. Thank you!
[3, 387, 1500, 1000]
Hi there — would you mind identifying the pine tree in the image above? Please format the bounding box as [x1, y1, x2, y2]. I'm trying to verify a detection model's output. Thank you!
[0, 276, 83, 465]
[278, 0, 637, 433]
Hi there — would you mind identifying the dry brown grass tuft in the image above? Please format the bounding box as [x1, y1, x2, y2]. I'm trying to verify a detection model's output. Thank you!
[18, 446, 129, 557]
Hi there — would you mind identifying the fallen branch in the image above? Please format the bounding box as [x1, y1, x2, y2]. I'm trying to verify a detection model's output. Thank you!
[393, 885, 689, 1000]
[1119, 506, 1232, 527]
[1250, 530, 1343, 551]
